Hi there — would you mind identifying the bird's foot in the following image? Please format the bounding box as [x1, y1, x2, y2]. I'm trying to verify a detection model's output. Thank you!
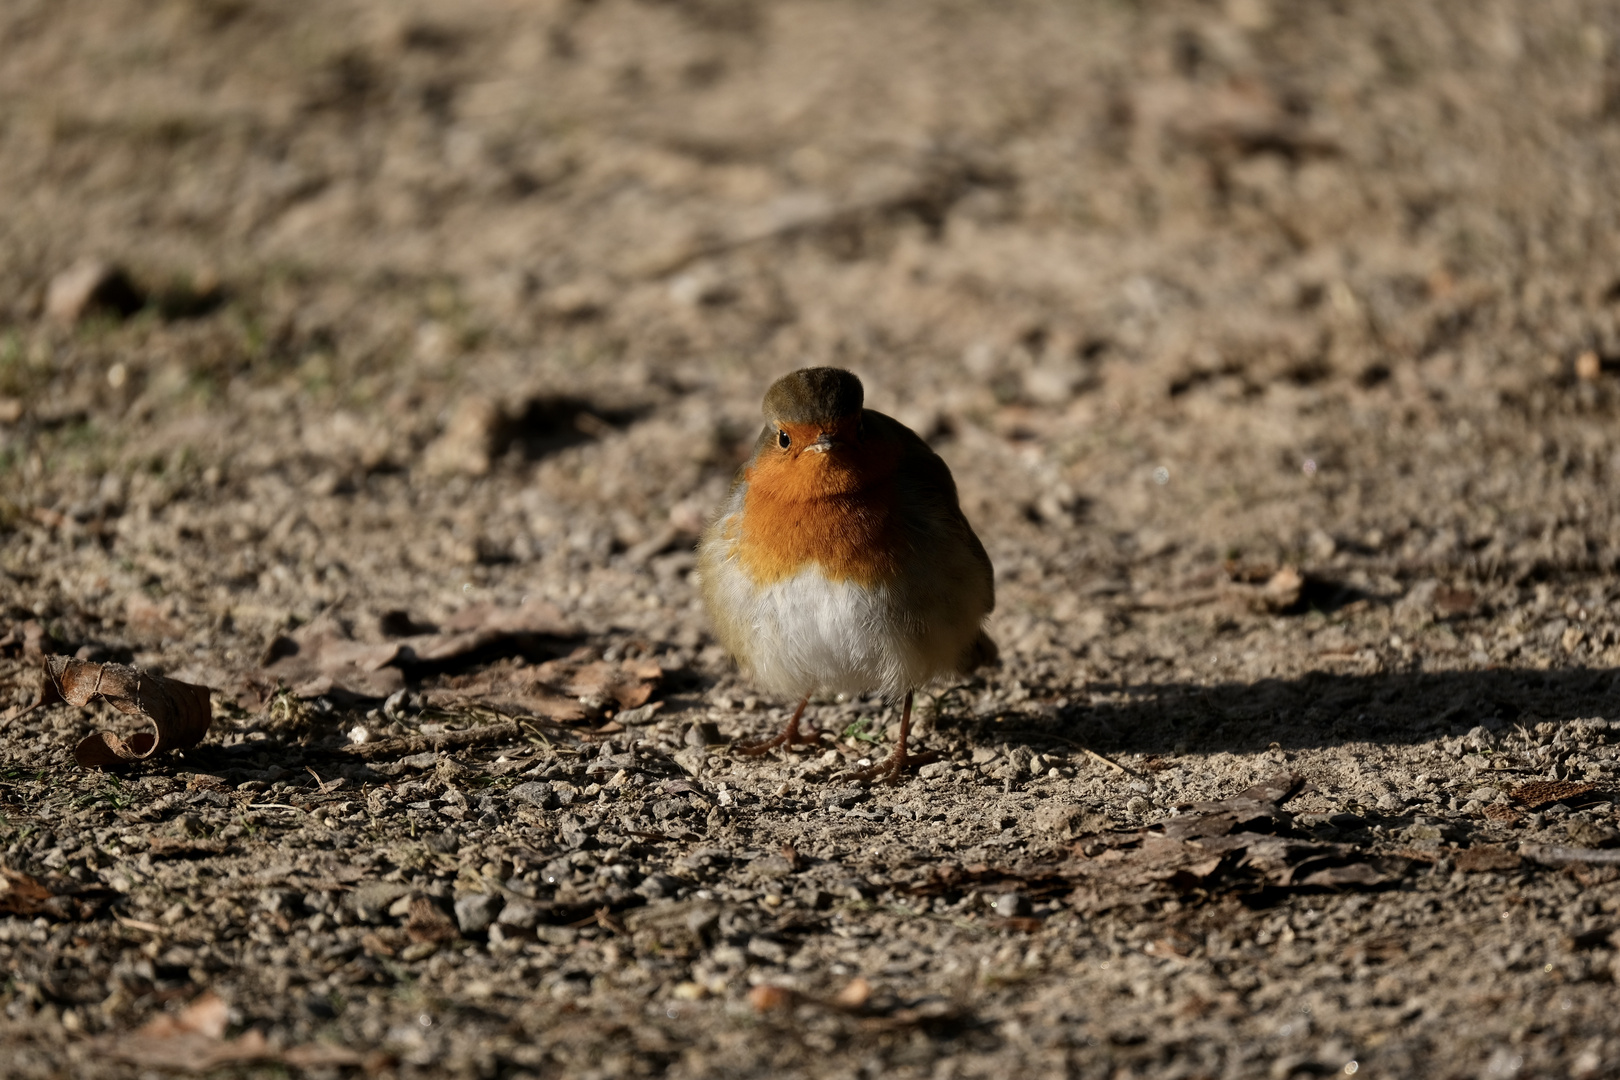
[843, 745, 939, 785]
[732, 724, 822, 757]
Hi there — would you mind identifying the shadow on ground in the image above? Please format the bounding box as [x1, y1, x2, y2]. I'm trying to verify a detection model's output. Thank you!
[973, 666, 1620, 755]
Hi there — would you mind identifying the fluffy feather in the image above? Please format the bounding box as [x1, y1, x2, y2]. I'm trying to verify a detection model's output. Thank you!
[698, 368, 995, 703]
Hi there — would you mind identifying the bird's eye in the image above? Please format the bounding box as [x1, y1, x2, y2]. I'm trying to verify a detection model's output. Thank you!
[777, 430, 791, 449]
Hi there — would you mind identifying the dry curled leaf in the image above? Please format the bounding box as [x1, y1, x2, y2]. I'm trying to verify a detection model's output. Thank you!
[32, 656, 213, 768]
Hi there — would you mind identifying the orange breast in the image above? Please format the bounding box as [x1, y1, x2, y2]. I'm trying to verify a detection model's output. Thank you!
[732, 436, 902, 588]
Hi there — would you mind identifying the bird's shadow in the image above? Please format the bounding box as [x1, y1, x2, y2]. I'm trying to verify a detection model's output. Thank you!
[949, 665, 1620, 757]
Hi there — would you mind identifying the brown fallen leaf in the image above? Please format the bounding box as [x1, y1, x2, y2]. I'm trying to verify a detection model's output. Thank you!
[405, 896, 458, 944]
[29, 656, 213, 768]
[1510, 780, 1597, 809]
[1164, 855, 1226, 890]
[0, 867, 55, 916]
[148, 837, 228, 860]
[1167, 771, 1301, 839]
[0, 619, 59, 659]
[1433, 586, 1477, 617]
[260, 616, 404, 701]
[252, 600, 581, 704]
[361, 930, 406, 959]
[748, 985, 798, 1012]
[419, 666, 589, 722]
[397, 598, 578, 662]
[1143, 931, 1197, 959]
[125, 594, 187, 640]
[914, 771, 1413, 912]
[0, 866, 114, 920]
[105, 991, 362, 1073]
[1293, 861, 1404, 889]
[1482, 804, 1524, 824]
[419, 648, 662, 722]
[1455, 845, 1522, 873]
[546, 652, 664, 710]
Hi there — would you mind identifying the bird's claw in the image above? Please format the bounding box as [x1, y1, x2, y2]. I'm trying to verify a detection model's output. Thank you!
[843, 747, 939, 785]
[732, 726, 822, 757]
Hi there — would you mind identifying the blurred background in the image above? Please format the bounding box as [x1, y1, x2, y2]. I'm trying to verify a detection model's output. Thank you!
[7, 5, 1620, 1074]
[2, 0, 1618, 674]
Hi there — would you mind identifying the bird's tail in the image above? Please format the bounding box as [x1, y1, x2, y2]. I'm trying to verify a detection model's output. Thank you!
[960, 629, 1000, 672]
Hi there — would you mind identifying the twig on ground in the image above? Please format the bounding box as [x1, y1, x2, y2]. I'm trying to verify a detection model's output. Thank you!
[336, 720, 537, 761]
[305, 766, 341, 794]
[1081, 746, 1137, 777]
[1521, 844, 1620, 868]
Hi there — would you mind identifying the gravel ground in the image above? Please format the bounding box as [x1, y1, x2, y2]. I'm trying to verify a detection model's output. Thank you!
[4, 1, 1620, 1077]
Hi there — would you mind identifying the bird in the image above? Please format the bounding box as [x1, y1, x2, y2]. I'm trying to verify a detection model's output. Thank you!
[697, 366, 997, 782]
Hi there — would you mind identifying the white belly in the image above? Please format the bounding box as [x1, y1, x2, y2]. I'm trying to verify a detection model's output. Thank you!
[703, 559, 936, 700]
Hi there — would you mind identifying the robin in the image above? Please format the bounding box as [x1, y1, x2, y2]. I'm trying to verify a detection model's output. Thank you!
[698, 367, 997, 782]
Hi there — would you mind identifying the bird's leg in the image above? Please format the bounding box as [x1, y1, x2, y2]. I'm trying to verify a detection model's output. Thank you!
[847, 691, 936, 784]
[733, 694, 819, 756]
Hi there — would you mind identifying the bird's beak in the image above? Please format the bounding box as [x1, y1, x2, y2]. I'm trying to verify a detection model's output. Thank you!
[808, 431, 839, 453]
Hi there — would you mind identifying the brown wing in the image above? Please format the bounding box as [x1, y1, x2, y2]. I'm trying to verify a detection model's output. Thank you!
[871, 410, 995, 615]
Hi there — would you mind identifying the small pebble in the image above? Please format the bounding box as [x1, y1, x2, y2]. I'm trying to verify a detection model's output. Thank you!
[994, 893, 1031, 918]
[454, 893, 503, 935]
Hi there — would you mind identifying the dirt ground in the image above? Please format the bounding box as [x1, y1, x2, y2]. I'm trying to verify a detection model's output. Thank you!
[4, 0, 1620, 1076]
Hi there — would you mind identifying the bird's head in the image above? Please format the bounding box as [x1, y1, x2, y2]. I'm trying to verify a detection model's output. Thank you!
[761, 367, 864, 460]
[746, 367, 877, 501]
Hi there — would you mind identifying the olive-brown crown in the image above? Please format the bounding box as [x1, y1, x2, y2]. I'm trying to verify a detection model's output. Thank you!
[762, 367, 864, 425]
